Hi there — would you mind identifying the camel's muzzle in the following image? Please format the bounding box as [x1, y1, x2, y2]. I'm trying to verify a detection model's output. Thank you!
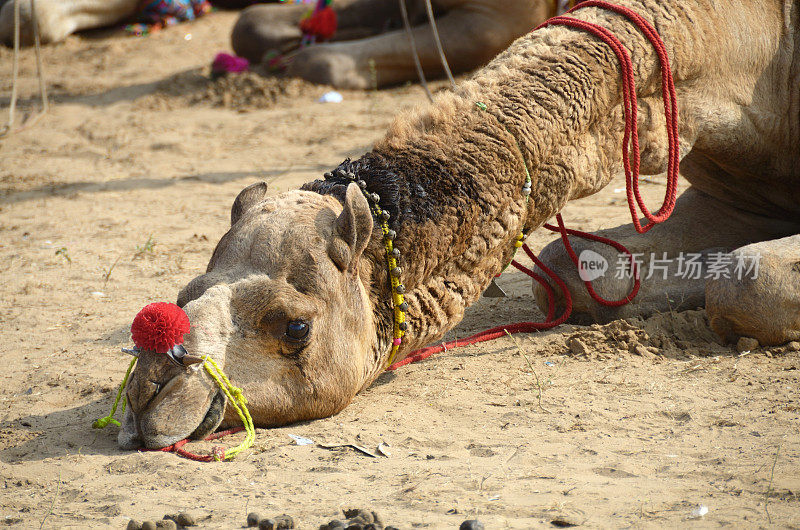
[188, 390, 227, 441]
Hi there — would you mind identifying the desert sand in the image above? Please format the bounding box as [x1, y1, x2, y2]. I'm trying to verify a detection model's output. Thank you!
[1, 10, 798, 529]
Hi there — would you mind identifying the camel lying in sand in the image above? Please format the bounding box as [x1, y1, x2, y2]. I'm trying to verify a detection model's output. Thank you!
[0, 0, 251, 45]
[232, 0, 559, 89]
[119, 0, 799, 449]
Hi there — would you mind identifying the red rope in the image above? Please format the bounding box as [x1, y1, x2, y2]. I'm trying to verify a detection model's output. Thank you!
[144, 426, 245, 462]
[388, 1, 680, 371]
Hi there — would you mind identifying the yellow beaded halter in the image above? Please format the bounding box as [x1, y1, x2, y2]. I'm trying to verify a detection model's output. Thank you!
[324, 168, 407, 367]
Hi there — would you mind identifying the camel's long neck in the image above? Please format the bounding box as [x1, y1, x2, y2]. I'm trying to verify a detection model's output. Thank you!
[358, 108, 577, 369]
[356, 0, 705, 372]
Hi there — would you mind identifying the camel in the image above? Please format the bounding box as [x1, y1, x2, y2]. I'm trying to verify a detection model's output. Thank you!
[118, 0, 799, 450]
[231, 0, 561, 89]
[0, 0, 255, 45]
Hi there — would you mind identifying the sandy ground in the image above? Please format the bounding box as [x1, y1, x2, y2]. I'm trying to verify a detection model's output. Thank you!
[1, 11, 799, 529]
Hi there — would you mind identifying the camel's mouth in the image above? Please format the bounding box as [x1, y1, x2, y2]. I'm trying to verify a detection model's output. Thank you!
[189, 390, 226, 441]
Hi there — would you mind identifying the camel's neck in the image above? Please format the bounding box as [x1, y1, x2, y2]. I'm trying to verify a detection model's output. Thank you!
[355, 112, 570, 369]
[311, 0, 698, 376]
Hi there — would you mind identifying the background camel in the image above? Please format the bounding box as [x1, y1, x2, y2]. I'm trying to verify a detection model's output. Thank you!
[118, 0, 799, 451]
[1, 0, 562, 89]
[0, 0, 257, 45]
[232, 0, 558, 88]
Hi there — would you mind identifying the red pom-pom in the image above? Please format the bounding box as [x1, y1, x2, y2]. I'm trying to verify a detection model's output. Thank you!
[299, 6, 337, 40]
[131, 302, 190, 354]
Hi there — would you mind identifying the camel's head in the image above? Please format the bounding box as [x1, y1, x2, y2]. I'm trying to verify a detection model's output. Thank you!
[119, 182, 380, 449]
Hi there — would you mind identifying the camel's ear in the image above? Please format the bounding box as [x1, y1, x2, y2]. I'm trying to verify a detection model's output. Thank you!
[231, 182, 268, 225]
[329, 183, 374, 272]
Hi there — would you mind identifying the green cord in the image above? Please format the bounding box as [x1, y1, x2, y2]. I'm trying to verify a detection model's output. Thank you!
[93, 357, 136, 429]
[93, 355, 256, 461]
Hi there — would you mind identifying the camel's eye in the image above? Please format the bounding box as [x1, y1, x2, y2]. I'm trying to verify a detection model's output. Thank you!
[285, 320, 311, 342]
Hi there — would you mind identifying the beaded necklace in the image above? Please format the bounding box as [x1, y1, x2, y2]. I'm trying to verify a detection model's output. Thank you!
[324, 169, 407, 367]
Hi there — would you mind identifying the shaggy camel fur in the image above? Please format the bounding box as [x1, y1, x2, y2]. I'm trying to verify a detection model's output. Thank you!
[119, 0, 799, 450]
[232, 0, 558, 89]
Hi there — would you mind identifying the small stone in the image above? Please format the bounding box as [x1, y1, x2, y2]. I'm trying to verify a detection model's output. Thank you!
[126, 520, 142, 530]
[275, 514, 295, 529]
[175, 512, 197, 526]
[788, 341, 800, 352]
[736, 336, 759, 353]
[259, 519, 277, 530]
[460, 520, 484, 530]
[156, 520, 177, 530]
[247, 513, 262, 527]
[141, 522, 157, 530]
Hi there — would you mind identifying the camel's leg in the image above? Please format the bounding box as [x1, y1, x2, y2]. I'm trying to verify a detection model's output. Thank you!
[533, 187, 800, 324]
[0, 0, 140, 45]
[232, 0, 404, 64]
[285, 2, 545, 89]
[706, 235, 800, 347]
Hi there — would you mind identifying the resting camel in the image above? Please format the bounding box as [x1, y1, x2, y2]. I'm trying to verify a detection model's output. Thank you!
[0, 0, 255, 45]
[232, 0, 562, 89]
[119, 0, 799, 450]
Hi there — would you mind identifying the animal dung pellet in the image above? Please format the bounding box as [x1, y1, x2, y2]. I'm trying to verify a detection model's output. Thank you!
[258, 519, 277, 530]
[175, 512, 197, 526]
[319, 520, 345, 530]
[141, 522, 157, 530]
[156, 520, 177, 530]
[275, 514, 295, 529]
[247, 512, 263, 527]
[460, 520, 485, 530]
[343, 509, 374, 524]
[126, 520, 142, 530]
[345, 523, 364, 530]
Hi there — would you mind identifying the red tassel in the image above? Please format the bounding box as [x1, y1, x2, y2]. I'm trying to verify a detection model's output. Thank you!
[130, 302, 190, 354]
[299, 6, 337, 41]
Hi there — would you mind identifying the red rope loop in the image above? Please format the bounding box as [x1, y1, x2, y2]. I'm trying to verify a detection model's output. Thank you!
[145, 426, 246, 462]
